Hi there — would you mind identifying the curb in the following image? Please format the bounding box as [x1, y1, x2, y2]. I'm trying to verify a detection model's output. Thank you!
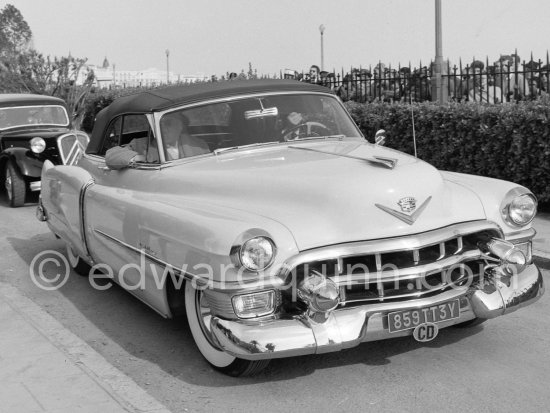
[0, 282, 172, 413]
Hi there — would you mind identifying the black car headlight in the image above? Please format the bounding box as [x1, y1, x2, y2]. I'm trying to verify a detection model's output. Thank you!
[30, 137, 46, 154]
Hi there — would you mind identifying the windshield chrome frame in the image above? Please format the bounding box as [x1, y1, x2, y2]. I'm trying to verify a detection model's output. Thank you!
[0, 104, 70, 131]
[151, 91, 365, 164]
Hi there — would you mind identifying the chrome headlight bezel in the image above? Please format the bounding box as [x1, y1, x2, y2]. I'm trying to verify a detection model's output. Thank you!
[500, 188, 537, 228]
[233, 236, 276, 272]
[30, 137, 46, 154]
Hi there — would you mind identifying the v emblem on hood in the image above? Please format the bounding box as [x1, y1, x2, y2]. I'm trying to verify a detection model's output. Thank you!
[375, 196, 432, 225]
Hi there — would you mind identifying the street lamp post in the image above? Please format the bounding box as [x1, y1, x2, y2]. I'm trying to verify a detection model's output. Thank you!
[432, 0, 448, 102]
[319, 24, 325, 71]
[166, 49, 170, 84]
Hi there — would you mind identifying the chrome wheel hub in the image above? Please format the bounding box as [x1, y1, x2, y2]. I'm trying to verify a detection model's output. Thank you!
[5, 174, 12, 201]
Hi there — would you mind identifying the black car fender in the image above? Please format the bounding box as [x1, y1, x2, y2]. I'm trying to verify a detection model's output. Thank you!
[0, 147, 43, 178]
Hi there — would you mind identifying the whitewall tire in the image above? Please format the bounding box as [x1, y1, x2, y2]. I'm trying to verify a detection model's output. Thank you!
[184, 281, 270, 376]
[66, 243, 91, 276]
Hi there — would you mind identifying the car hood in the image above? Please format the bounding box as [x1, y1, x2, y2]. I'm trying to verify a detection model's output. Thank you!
[160, 140, 487, 250]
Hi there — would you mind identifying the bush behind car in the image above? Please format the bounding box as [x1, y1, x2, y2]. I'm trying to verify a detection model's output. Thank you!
[346, 99, 550, 203]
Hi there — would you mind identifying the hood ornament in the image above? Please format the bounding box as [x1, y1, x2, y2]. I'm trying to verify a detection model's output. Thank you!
[397, 197, 416, 213]
[375, 196, 432, 225]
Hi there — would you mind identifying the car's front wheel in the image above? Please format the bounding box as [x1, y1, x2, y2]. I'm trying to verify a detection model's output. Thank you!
[184, 281, 270, 376]
[5, 161, 26, 207]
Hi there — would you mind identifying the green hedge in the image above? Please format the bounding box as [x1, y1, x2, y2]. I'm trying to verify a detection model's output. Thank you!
[80, 87, 145, 133]
[345, 100, 550, 203]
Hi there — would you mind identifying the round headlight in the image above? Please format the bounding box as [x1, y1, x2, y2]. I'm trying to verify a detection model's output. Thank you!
[508, 194, 537, 226]
[240, 237, 275, 271]
[30, 137, 46, 154]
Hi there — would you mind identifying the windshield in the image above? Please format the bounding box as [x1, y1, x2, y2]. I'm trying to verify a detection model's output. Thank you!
[158, 93, 362, 160]
[0, 105, 69, 130]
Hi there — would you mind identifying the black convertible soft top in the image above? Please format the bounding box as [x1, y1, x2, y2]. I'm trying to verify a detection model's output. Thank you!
[87, 80, 331, 154]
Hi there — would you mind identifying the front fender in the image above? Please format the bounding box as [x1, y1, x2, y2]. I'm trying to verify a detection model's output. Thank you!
[41, 163, 94, 260]
[151, 197, 301, 285]
[441, 171, 534, 236]
[2, 147, 43, 178]
[88, 188, 301, 286]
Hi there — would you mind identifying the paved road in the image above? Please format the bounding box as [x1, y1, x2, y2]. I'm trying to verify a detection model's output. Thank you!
[1, 195, 549, 413]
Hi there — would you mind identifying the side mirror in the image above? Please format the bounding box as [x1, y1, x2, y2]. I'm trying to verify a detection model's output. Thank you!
[374, 129, 386, 146]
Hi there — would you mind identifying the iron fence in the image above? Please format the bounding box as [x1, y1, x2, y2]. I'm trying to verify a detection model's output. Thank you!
[288, 54, 550, 104]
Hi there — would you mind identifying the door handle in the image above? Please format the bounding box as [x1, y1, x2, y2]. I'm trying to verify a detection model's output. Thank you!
[97, 165, 110, 171]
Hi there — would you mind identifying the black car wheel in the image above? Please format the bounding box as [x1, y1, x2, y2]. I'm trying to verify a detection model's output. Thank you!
[184, 281, 270, 376]
[5, 161, 26, 207]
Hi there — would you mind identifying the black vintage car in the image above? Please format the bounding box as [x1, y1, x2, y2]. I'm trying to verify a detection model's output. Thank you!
[0, 94, 88, 207]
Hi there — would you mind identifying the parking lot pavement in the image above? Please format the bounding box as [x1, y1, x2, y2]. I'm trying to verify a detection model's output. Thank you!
[0, 282, 172, 413]
[533, 213, 550, 269]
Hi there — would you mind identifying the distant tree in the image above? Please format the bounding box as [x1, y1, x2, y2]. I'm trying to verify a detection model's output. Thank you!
[0, 4, 94, 128]
[247, 62, 258, 79]
[237, 69, 247, 80]
[0, 4, 32, 57]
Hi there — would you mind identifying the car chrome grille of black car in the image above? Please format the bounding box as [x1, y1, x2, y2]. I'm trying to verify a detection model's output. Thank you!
[280, 222, 502, 306]
[57, 133, 89, 165]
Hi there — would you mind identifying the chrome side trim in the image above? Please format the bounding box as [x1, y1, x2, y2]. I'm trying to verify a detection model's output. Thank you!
[278, 221, 503, 282]
[79, 179, 95, 259]
[93, 229, 284, 291]
[93, 228, 192, 280]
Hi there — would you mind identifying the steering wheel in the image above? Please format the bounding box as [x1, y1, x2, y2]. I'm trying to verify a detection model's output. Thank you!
[282, 121, 330, 141]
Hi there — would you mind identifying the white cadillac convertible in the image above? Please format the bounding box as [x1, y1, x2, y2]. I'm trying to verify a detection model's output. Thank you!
[38, 80, 544, 376]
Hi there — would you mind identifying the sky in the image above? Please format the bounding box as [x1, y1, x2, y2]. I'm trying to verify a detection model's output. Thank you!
[6, 0, 550, 77]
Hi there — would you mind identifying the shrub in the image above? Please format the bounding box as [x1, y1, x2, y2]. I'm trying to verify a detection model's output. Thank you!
[346, 100, 550, 202]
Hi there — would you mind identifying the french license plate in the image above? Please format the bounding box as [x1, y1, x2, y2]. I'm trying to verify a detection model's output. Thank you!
[388, 299, 460, 333]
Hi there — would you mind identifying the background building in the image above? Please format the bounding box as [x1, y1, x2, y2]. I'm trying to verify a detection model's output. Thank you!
[79, 57, 208, 88]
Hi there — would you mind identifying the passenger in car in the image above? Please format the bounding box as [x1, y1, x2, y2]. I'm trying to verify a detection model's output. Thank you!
[160, 114, 210, 160]
[105, 114, 211, 169]
[105, 131, 159, 169]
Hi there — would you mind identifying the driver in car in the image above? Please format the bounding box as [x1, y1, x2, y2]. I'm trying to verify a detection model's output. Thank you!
[280, 111, 305, 140]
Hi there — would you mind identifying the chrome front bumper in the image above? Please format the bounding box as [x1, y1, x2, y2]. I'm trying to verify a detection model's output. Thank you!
[210, 263, 544, 360]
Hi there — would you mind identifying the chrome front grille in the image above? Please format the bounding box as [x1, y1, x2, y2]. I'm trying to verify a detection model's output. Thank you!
[280, 221, 502, 305]
[57, 132, 89, 165]
[338, 257, 486, 304]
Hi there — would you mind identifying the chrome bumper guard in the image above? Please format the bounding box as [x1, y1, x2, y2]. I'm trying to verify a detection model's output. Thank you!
[29, 180, 41, 192]
[210, 263, 544, 360]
